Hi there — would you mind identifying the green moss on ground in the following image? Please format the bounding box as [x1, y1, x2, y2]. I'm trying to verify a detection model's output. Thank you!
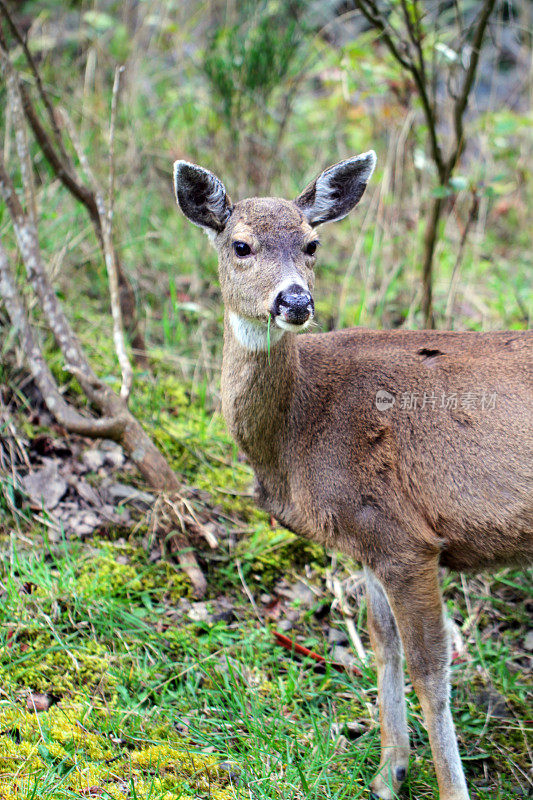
[236, 523, 327, 591]
[76, 543, 193, 603]
[0, 702, 237, 800]
[1, 634, 118, 700]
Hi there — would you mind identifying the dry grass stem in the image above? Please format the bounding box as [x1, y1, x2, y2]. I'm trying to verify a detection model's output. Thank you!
[326, 568, 367, 664]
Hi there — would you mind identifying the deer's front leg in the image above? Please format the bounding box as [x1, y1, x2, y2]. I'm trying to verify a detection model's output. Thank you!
[381, 560, 470, 800]
[365, 567, 409, 800]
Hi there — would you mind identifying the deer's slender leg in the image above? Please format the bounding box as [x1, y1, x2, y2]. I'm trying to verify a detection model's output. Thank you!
[365, 567, 409, 800]
[381, 559, 470, 800]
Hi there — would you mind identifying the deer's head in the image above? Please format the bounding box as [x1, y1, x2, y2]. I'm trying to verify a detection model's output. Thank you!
[173, 152, 376, 350]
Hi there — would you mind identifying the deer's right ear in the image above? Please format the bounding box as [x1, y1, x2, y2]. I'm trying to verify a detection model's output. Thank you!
[173, 161, 233, 233]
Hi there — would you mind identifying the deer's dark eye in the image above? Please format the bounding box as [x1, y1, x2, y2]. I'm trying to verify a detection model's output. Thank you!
[305, 240, 319, 256]
[233, 241, 252, 257]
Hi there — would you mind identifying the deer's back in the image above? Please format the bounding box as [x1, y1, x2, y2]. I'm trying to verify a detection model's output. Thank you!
[289, 329, 533, 571]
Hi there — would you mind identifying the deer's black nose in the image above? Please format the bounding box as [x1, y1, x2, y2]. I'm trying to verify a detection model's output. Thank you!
[272, 284, 314, 325]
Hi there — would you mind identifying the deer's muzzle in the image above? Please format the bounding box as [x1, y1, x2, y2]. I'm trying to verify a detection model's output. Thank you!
[272, 284, 314, 327]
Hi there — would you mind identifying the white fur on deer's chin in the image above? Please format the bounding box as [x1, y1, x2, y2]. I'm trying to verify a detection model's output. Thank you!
[275, 317, 312, 333]
[229, 312, 312, 351]
[229, 312, 299, 352]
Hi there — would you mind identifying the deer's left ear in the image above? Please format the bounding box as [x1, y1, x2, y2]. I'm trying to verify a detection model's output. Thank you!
[295, 151, 376, 227]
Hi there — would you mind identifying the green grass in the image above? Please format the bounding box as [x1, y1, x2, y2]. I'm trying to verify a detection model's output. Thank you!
[0, 521, 530, 799]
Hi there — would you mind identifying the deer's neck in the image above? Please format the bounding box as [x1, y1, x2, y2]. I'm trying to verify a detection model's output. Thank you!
[221, 312, 298, 472]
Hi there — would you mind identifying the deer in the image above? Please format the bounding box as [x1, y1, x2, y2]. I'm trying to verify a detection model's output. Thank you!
[172, 151, 533, 800]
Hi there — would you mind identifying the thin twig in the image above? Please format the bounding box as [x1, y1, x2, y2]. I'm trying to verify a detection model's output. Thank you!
[273, 631, 363, 677]
[327, 570, 367, 664]
[0, 0, 71, 164]
[354, 0, 445, 182]
[448, 0, 497, 177]
[106, 66, 132, 399]
[62, 105, 132, 401]
[0, 38, 103, 238]
[0, 42, 102, 393]
[401, 0, 432, 117]
[445, 189, 479, 327]
[400, 0, 424, 74]
[353, 0, 411, 69]
[236, 559, 262, 622]
[453, 0, 464, 30]
[108, 65, 124, 229]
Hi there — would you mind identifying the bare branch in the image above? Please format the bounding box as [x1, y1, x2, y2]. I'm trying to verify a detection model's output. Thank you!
[108, 65, 124, 229]
[447, 0, 497, 177]
[452, 0, 464, 30]
[352, 0, 412, 70]
[62, 103, 132, 401]
[406, 69, 445, 183]
[0, 153, 99, 390]
[399, 0, 419, 54]
[1, 42, 131, 400]
[0, 22, 101, 234]
[107, 65, 132, 400]
[354, 0, 446, 182]
[1, 47, 37, 226]
[0, 242, 126, 438]
[0, 35, 146, 366]
[401, 0, 428, 94]
[0, 13, 210, 595]
[0, 0, 72, 166]
[19, 75, 104, 236]
[398, 0, 444, 181]
[1, 233, 207, 594]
